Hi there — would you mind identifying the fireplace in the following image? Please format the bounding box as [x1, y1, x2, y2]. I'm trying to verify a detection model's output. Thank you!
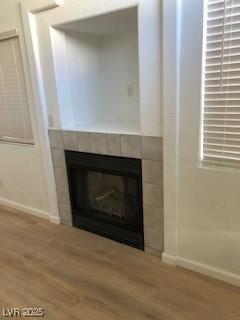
[65, 151, 144, 249]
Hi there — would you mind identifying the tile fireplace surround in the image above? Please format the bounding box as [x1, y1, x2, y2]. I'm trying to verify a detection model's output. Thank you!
[49, 130, 164, 256]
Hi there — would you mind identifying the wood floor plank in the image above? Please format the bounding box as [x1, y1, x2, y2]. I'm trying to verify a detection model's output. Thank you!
[0, 206, 239, 320]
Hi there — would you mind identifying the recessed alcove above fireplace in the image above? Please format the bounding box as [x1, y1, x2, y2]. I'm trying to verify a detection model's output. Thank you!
[50, 7, 140, 134]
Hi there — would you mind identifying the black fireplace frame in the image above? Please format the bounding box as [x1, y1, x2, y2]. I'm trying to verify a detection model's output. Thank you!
[65, 151, 144, 250]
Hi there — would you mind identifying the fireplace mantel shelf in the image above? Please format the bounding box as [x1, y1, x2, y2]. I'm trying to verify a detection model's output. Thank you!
[63, 121, 141, 136]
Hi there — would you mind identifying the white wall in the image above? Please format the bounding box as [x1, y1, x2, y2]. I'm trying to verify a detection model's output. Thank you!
[101, 32, 139, 124]
[66, 32, 102, 127]
[162, 0, 179, 259]
[62, 30, 139, 129]
[0, 0, 50, 217]
[138, 0, 162, 136]
[50, 27, 74, 128]
[163, 0, 240, 286]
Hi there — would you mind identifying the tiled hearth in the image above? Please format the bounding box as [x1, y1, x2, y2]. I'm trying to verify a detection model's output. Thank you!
[49, 130, 164, 256]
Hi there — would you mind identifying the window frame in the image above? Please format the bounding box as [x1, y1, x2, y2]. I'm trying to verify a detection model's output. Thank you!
[200, 0, 240, 169]
[0, 29, 35, 146]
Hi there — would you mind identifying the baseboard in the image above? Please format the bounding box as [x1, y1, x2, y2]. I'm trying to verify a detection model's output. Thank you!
[49, 215, 60, 224]
[162, 252, 240, 287]
[162, 253, 177, 266]
[0, 197, 50, 221]
[178, 257, 240, 287]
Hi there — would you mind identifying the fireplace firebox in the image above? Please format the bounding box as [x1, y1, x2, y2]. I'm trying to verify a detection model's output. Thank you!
[65, 151, 144, 249]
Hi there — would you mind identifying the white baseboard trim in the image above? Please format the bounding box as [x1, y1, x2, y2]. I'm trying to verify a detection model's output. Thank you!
[162, 252, 240, 287]
[162, 253, 177, 266]
[178, 257, 240, 287]
[49, 215, 60, 224]
[0, 197, 50, 221]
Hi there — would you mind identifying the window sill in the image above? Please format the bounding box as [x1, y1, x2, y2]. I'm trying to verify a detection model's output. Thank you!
[198, 161, 240, 175]
[0, 137, 34, 147]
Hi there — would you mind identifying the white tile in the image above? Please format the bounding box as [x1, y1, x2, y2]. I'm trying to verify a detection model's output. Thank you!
[121, 135, 141, 158]
[142, 160, 163, 185]
[90, 133, 107, 154]
[107, 134, 121, 156]
[142, 136, 163, 160]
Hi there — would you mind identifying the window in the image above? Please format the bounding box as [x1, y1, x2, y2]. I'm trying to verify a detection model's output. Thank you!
[0, 30, 33, 144]
[201, 0, 240, 168]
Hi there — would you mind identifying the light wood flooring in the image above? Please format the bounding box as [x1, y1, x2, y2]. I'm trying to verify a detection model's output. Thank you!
[0, 206, 239, 320]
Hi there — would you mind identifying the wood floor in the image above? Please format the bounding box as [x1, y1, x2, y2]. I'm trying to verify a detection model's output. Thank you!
[0, 207, 239, 320]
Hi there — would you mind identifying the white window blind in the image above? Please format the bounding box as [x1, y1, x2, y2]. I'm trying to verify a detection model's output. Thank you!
[0, 30, 33, 144]
[202, 0, 240, 167]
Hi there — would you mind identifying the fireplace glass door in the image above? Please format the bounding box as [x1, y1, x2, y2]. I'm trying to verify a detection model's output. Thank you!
[65, 151, 144, 249]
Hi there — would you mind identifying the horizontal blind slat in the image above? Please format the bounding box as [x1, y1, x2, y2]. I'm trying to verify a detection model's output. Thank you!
[203, 143, 240, 149]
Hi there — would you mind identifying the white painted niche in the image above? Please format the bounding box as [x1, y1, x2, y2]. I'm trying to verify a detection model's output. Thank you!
[50, 7, 140, 134]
